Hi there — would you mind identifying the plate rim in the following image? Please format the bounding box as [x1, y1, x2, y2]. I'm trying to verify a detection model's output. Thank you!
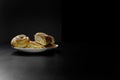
[12, 44, 59, 52]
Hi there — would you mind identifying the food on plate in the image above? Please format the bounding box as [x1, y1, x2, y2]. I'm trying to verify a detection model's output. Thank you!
[45, 44, 57, 48]
[11, 34, 30, 48]
[11, 32, 57, 49]
[26, 41, 45, 49]
[34, 32, 55, 46]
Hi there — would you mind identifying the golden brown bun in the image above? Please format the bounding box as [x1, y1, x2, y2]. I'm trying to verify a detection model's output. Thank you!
[45, 44, 56, 48]
[11, 34, 30, 48]
[26, 41, 45, 49]
[34, 32, 55, 46]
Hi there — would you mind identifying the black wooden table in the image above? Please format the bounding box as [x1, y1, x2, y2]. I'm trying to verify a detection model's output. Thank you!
[0, 43, 89, 80]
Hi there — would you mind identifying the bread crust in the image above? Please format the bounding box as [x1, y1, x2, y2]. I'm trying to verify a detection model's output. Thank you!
[34, 32, 55, 46]
[26, 41, 45, 49]
[11, 34, 30, 48]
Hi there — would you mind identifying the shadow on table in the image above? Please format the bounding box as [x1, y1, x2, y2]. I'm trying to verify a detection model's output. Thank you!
[12, 49, 61, 57]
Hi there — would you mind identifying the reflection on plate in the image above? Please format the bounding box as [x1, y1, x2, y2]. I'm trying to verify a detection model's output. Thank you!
[13, 44, 59, 53]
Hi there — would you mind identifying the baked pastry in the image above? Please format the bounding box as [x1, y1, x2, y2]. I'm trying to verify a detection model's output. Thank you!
[34, 32, 55, 46]
[11, 34, 30, 48]
[45, 44, 57, 48]
[26, 41, 45, 49]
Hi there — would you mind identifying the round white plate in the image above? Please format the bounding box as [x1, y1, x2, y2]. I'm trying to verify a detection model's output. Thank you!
[13, 44, 59, 53]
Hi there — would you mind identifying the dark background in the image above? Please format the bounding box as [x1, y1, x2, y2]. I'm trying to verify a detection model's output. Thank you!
[0, 0, 61, 44]
[63, 1, 119, 79]
[1, 0, 119, 80]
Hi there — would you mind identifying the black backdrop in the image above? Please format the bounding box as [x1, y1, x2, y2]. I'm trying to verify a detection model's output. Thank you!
[1, 0, 119, 79]
[0, 0, 61, 44]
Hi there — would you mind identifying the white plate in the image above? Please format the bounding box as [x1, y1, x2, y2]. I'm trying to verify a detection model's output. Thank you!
[13, 44, 59, 53]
